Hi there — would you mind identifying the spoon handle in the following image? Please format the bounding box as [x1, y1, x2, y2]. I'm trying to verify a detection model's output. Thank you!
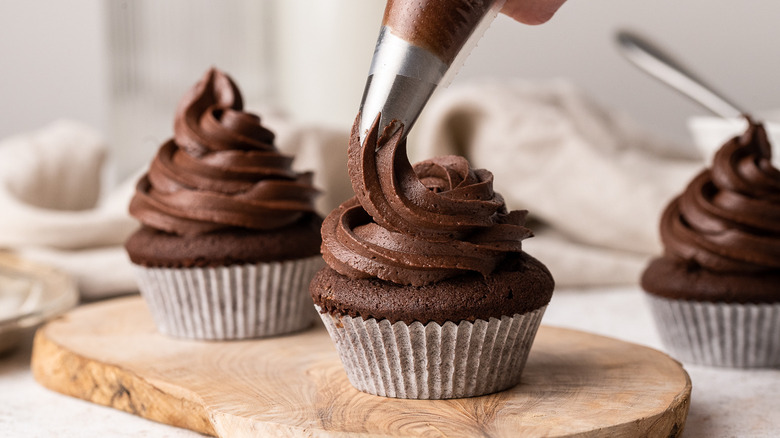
[616, 30, 747, 119]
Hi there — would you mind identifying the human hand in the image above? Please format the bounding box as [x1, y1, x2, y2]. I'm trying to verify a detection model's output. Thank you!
[501, 0, 567, 25]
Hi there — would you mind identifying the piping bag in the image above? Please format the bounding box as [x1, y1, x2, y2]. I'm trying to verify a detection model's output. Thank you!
[358, 0, 507, 143]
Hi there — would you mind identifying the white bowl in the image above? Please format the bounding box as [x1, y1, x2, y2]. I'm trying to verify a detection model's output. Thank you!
[687, 113, 780, 170]
[0, 253, 78, 353]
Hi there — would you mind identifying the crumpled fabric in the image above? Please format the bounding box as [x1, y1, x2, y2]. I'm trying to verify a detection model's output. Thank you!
[0, 121, 137, 299]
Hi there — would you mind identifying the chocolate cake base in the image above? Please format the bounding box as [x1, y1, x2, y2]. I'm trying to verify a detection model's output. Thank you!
[641, 257, 780, 304]
[310, 252, 554, 325]
[125, 214, 322, 268]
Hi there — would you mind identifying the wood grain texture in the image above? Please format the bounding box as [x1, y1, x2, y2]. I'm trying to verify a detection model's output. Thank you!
[31, 296, 691, 437]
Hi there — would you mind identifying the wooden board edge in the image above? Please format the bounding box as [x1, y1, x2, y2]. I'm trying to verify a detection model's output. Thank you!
[583, 366, 692, 438]
[30, 322, 217, 436]
[630, 354, 692, 438]
[656, 371, 692, 438]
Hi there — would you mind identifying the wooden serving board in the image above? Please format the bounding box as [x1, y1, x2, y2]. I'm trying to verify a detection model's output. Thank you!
[31, 296, 691, 437]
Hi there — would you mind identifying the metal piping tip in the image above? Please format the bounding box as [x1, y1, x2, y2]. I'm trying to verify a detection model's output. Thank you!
[357, 0, 506, 146]
[357, 27, 448, 145]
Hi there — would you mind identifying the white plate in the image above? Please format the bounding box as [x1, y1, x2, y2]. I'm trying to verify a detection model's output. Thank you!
[0, 253, 78, 353]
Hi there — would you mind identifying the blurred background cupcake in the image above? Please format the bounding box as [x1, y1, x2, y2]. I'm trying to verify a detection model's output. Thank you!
[125, 68, 323, 340]
[641, 118, 780, 367]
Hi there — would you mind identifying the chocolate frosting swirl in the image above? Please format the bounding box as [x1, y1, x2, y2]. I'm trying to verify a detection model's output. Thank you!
[321, 115, 532, 286]
[659, 119, 780, 273]
[130, 68, 318, 236]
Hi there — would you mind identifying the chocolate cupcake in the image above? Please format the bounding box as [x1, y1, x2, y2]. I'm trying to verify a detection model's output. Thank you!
[310, 116, 554, 399]
[126, 68, 323, 340]
[642, 119, 780, 367]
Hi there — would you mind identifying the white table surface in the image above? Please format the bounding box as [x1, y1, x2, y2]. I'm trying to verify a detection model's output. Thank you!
[2, 286, 778, 437]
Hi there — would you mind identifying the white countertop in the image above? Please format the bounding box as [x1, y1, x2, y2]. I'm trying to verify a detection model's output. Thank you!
[2, 286, 778, 437]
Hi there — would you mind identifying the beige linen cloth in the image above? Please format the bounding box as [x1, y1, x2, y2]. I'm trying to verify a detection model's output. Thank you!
[0, 121, 138, 299]
[0, 79, 704, 298]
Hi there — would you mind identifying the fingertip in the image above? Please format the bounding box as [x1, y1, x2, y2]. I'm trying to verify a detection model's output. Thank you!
[501, 0, 566, 25]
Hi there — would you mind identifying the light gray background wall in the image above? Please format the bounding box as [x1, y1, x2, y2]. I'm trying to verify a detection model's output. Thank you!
[0, 1, 107, 138]
[459, 0, 780, 142]
[1, 0, 778, 163]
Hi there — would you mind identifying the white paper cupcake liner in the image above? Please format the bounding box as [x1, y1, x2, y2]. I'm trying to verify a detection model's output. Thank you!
[133, 256, 323, 340]
[316, 305, 547, 399]
[646, 294, 780, 368]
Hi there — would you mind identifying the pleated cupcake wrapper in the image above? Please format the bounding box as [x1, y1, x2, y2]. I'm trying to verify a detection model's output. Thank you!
[647, 294, 780, 368]
[316, 305, 546, 399]
[133, 256, 323, 340]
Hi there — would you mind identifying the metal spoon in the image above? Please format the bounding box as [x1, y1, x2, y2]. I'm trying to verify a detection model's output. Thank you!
[616, 29, 747, 119]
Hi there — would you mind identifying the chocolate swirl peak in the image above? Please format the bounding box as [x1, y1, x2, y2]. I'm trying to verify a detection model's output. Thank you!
[130, 68, 318, 236]
[321, 115, 532, 286]
[659, 119, 780, 273]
